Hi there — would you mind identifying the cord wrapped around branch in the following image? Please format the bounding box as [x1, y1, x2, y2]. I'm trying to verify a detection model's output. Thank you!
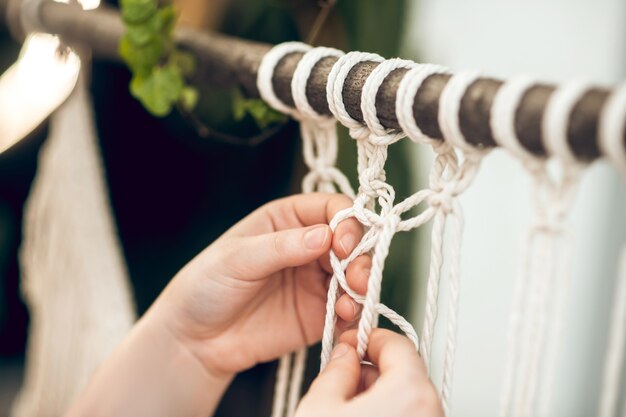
[2, 0, 624, 162]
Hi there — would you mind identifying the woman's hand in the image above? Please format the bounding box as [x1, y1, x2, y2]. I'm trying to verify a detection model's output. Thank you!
[148, 193, 370, 378]
[296, 329, 444, 417]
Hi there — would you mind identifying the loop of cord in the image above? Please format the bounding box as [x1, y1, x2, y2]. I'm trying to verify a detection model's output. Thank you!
[257, 41, 311, 119]
[542, 79, 595, 167]
[599, 82, 626, 177]
[396, 63, 451, 149]
[490, 76, 544, 169]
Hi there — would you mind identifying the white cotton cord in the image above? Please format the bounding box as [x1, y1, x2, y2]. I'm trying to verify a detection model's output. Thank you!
[491, 76, 543, 166]
[321, 51, 383, 370]
[420, 207, 446, 370]
[291, 46, 344, 121]
[598, 246, 626, 417]
[504, 81, 587, 417]
[354, 58, 415, 359]
[439, 200, 464, 416]
[271, 354, 292, 417]
[439, 70, 488, 155]
[257, 41, 311, 118]
[285, 347, 307, 417]
[597, 83, 626, 417]
[599, 83, 626, 178]
[537, 231, 574, 417]
[326, 51, 384, 132]
[542, 79, 594, 166]
[361, 58, 415, 140]
[292, 46, 355, 198]
[491, 76, 546, 417]
[396, 63, 451, 147]
[419, 70, 486, 383]
[511, 227, 553, 417]
[499, 220, 535, 417]
[356, 215, 401, 358]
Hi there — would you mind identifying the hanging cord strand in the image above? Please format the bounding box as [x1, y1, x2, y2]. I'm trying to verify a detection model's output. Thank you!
[396, 63, 452, 371]
[321, 51, 383, 370]
[597, 83, 626, 417]
[491, 76, 545, 417]
[354, 58, 414, 359]
[257, 41, 311, 417]
[503, 80, 588, 417]
[523, 81, 588, 417]
[435, 70, 487, 415]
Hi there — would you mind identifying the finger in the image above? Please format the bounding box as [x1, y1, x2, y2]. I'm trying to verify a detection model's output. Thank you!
[319, 250, 332, 274]
[305, 343, 360, 401]
[264, 193, 355, 228]
[339, 330, 442, 416]
[264, 193, 363, 259]
[332, 216, 363, 260]
[338, 329, 426, 379]
[223, 224, 331, 278]
[335, 293, 361, 322]
[358, 363, 380, 393]
[345, 255, 372, 295]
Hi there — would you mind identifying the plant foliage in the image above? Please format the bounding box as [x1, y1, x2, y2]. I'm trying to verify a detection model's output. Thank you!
[119, 0, 198, 116]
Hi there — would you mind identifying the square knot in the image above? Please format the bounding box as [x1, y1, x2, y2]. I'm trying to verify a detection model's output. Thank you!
[349, 126, 370, 140]
[382, 213, 402, 230]
[428, 191, 455, 214]
[367, 131, 405, 146]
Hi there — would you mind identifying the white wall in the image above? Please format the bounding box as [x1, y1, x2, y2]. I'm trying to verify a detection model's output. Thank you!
[402, 1, 626, 416]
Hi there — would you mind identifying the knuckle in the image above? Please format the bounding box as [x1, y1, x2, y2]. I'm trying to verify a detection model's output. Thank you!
[273, 232, 284, 256]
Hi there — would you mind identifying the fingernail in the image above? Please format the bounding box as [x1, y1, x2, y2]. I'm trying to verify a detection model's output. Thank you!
[331, 343, 349, 360]
[304, 226, 328, 249]
[339, 233, 357, 256]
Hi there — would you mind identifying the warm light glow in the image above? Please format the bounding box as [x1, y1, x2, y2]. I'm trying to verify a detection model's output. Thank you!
[0, 34, 81, 154]
[0, 0, 101, 154]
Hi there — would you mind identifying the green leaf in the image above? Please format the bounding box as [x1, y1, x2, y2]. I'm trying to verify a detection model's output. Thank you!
[124, 5, 177, 46]
[156, 5, 177, 35]
[246, 99, 286, 129]
[119, 35, 164, 76]
[231, 88, 286, 129]
[180, 87, 199, 111]
[125, 23, 156, 46]
[130, 66, 184, 117]
[120, 0, 157, 24]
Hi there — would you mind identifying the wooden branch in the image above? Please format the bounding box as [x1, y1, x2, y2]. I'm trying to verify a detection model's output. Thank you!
[2, 0, 622, 160]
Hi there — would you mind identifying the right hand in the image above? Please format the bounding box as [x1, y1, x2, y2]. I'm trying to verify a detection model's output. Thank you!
[296, 329, 444, 417]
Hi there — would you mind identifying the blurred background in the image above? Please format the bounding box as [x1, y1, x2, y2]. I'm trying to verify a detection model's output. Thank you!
[0, 0, 624, 416]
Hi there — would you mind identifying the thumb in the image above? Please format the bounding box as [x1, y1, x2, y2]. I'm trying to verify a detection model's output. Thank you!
[226, 224, 331, 279]
[305, 343, 361, 402]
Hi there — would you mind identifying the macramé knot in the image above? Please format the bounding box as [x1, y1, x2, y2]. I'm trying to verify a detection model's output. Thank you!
[428, 190, 455, 214]
[380, 212, 402, 232]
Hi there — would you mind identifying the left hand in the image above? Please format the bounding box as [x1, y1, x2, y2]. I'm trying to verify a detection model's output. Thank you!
[148, 193, 370, 378]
